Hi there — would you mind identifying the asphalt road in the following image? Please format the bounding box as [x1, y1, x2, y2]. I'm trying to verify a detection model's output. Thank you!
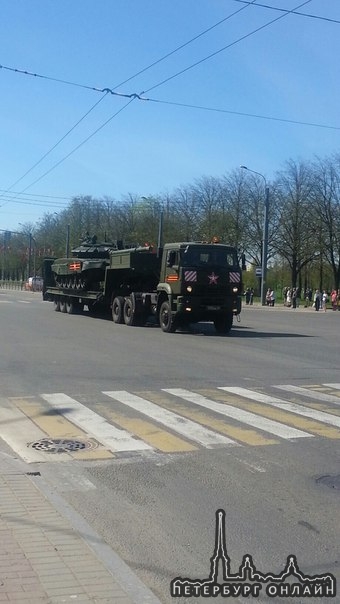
[1, 288, 339, 603]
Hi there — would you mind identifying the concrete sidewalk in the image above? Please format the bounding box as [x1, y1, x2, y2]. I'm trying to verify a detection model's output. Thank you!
[0, 452, 161, 604]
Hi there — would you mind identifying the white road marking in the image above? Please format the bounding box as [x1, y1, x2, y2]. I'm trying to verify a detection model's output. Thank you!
[323, 383, 340, 391]
[164, 388, 312, 440]
[274, 384, 340, 405]
[220, 387, 340, 430]
[41, 393, 152, 452]
[103, 391, 237, 448]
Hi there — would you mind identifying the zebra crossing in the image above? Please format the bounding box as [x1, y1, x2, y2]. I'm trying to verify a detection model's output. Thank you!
[1, 383, 340, 463]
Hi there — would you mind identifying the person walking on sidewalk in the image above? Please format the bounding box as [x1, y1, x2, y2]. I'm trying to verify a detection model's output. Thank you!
[322, 290, 328, 312]
[295, 286, 301, 308]
[292, 288, 297, 309]
[313, 289, 321, 311]
[331, 289, 337, 311]
[286, 288, 292, 307]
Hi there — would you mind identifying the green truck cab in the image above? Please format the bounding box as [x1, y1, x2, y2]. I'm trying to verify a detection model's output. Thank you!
[156, 243, 242, 332]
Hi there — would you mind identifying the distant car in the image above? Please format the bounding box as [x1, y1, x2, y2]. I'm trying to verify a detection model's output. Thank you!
[25, 276, 44, 291]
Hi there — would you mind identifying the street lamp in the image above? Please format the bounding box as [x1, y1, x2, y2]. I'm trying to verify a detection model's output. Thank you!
[18, 224, 34, 279]
[240, 166, 270, 306]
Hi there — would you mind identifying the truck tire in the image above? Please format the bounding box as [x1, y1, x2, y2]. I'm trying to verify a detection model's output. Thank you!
[53, 299, 60, 312]
[112, 296, 124, 324]
[214, 313, 233, 334]
[59, 299, 67, 313]
[159, 301, 177, 333]
[123, 297, 137, 326]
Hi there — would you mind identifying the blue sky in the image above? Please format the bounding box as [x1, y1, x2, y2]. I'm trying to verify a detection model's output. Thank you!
[0, 0, 339, 231]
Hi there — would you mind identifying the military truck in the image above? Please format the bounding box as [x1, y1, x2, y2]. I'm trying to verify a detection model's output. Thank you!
[43, 239, 244, 333]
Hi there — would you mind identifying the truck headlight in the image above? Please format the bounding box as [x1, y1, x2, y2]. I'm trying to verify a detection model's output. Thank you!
[232, 286, 238, 293]
[186, 286, 193, 293]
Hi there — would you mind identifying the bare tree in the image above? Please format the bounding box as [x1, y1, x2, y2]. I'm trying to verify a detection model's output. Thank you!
[312, 154, 340, 289]
[171, 184, 203, 241]
[191, 176, 222, 241]
[274, 159, 316, 288]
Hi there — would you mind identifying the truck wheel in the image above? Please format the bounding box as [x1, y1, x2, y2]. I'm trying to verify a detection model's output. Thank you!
[59, 300, 67, 313]
[159, 301, 177, 333]
[112, 296, 124, 323]
[214, 313, 233, 334]
[53, 299, 60, 312]
[123, 297, 137, 326]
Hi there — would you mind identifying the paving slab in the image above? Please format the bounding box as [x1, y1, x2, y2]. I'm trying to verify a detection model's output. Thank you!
[0, 451, 161, 604]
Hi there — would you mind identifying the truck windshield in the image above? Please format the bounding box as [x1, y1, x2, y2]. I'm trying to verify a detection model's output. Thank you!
[180, 246, 238, 269]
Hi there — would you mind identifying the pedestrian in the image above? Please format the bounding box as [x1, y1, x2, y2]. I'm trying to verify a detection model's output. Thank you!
[304, 288, 310, 308]
[266, 288, 271, 306]
[286, 288, 292, 308]
[295, 287, 300, 308]
[270, 289, 276, 307]
[245, 287, 251, 305]
[292, 288, 297, 309]
[322, 290, 328, 312]
[304, 287, 312, 308]
[331, 289, 337, 311]
[313, 289, 321, 311]
[249, 288, 254, 305]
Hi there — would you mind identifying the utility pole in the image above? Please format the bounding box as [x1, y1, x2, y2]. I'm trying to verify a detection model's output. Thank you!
[261, 186, 270, 306]
[28, 233, 32, 278]
[240, 166, 270, 305]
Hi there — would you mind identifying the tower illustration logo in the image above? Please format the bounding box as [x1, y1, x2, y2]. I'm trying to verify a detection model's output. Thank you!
[170, 509, 336, 599]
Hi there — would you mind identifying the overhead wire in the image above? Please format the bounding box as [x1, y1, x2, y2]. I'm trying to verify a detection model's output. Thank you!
[0, 0, 257, 95]
[141, 0, 312, 94]
[2, 0, 333, 217]
[146, 98, 340, 131]
[0, 188, 70, 200]
[0, 1, 258, 210]
[232, 1, 340, 25]
[4, 97, 136, 202]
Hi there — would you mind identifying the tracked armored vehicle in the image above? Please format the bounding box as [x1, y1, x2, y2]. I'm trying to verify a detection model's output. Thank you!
[43, 238, 244, 333]
[50, 236, 118, 292]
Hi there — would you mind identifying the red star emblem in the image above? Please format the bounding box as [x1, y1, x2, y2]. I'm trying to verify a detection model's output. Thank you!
[208, 272, 219, 285]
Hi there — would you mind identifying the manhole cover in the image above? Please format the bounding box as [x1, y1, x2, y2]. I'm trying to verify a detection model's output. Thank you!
[316, 475, 340, 490]
[29, 438, 97, 454]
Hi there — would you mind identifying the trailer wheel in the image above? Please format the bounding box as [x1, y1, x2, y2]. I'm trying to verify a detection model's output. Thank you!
[214, 313, 233, 334]
[159, 301, 177, 333]
[112, 296, 125, 324]
[59, 300, 67, 313]
[53, 299, 60, 312]
[123, 297, 138, 326]
[66, 300, 74, 314]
